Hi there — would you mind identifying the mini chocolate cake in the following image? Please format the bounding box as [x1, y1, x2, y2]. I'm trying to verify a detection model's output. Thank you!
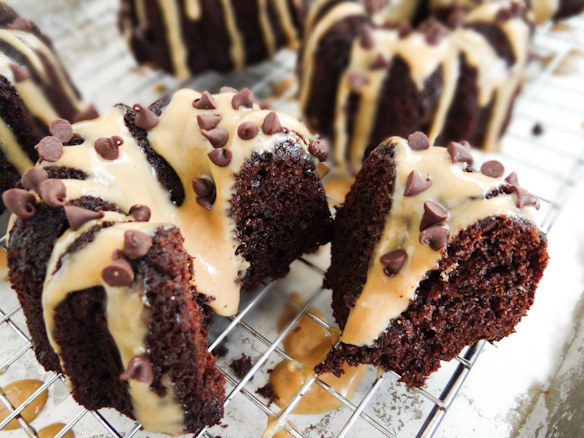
[4, 88, 331, 434]
[118, 0, 309, 79]
[320, 133, 548, 387]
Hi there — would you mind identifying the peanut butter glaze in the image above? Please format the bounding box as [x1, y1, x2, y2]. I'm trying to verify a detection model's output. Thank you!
[37, 423, 75, 438]
[0, 379, 48, 430]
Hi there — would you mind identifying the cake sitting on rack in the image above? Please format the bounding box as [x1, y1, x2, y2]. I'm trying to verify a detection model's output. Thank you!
[0, 3, 95, 212]
[319, 133, 548, 387]
[4, 88, 331, 434]
[118, 0, 308, 79]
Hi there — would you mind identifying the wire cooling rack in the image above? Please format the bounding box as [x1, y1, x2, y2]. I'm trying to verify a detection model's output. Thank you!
[1, 1, 584, 437]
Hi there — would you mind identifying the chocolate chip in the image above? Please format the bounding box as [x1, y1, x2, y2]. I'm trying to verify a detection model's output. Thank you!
[49, 119, 74, 143]
[515, 187, 540, 210]
[420, 200, 448, 231]
[35, 136, 63, 162]
[420, 17, 448, 45]
[192, 177, 216, 209]
[348, 74, 369, 92]
[123, 230, 153, 259]
[398, 23, 412, 38]
[495, 7, 513, 24]
[532, 123, 543, 136]
[208, 148, 232, 167]
[262, 112, 283, 135]
[419, 225, 449, 251]
[192, 91, 217, 110]
[480, 160, 505, 178]
[73, 104, 99, 123]
[95, 136, 123, 160]
[197, 114, 222, 130]
[65, 206, 104, 231]
[8, 17, 34, 32]
[133, 104, 159, 130]
[308, 139, 329, 162]
[196, 194, 216, 210]
[220, 86, 238, 94]
[102, 253, 134, 287]
[360, 25, 374, 49]
[370, 54, 390, 70]
[380, 249, 407, 276]
[21, 167, 48, 192]
[407, 132, 430, 151]
[120, 354, 153, 383]
[404, 170, 431, 196]
[447, 141, 474, 166]
[9, 64, 30, 82]
[129, 204, 151, 222]
[259, 100, 271, 110]
[505, 172, 519, 186]
[232, 88, 254, 110]
[202, 128, 229, 148]
[237, 122, 259, 140]
[38, 179, 67, 207]
[2, 188, 36, 219]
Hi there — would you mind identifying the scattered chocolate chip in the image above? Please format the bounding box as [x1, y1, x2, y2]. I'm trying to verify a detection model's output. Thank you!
[220, 86, 238, 94]
[73, 104, 99, 123]
[65, 206, 104, 231]
[49, 119, 74, 143]
[35, 136, 63, 162]
[447, 141, 474, 166]
[9, 64, 30, 82]
[197, 114, 222, 130]
[262, 112, 283, 135]
[532, 123, 543, 136]
[480, 160, 505, 178]
[419, 225, 449, 251]
[208, 148, 232, 167]
[120, 354, 153, 383]
[515, 186, 540, 210]
[192, 91, 217, 110]
[420, 200, 448, 231]
[133, 104, 159, 130]
[398, 23, 412, 38]
[360, 25, 374, 49]
[370, 54, 390, 70]
[202, 128, 229, 148]
[348, 73, 369, 92]
[21, 167, 48, 191]
[308, 139, 329, 162]
[407, 132, 430, 151]
[237, 122, 259, 140]
[2, 188, 36, 219]
[102, 251, 134, 287]
[95, 136, 123, 160]
[38, 179, 67, 207]
[129, 204, 151, 222]
[404, 170, 431, 196]
[495, 7, 513, 24]
[231, 88, 254, 110]
[505, 172, 519, 186]
[8, 17, 33, 32]
[123, 230, 153, 259]
[192, 177, 216, 209]
[380, 249, 407, 276]
[259, 100, 271, 110]
[420, 17, 448, 45]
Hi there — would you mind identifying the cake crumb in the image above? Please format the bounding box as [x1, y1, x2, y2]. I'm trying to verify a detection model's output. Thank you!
[256, 383, 278, 407]
[230, 353, 253, 380]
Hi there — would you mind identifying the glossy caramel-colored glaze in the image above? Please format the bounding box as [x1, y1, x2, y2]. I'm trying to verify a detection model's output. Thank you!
[0, 379, 48, 430]
[37, 423, 75, 438]
[0, 250, 8, 280]
[323, 174, 355, 207]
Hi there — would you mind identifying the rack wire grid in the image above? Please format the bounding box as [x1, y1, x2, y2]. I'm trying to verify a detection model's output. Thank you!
[1, 1, 584, 437]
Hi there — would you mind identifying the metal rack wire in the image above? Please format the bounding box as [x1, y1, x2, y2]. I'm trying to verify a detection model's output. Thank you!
[1, 1, 583, 437]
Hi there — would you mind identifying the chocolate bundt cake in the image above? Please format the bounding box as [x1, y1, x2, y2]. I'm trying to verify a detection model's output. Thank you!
[118, 0, 308, 79]
[4, 88, 331, 434]
[0, 3, 93, 212]
[320, 133, 548, 387]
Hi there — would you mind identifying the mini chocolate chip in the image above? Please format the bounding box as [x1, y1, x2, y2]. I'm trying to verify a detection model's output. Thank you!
[196, 194, 216, 210]
[197, 114, 222, 130]
[102, 254, 134, 287]
[192, 91, 217, 110]
[49, 119, 74, 143]
[447, 141, 474, 166]
[8, 17, 34, 32]
[123, 230, 153, 259]
[420, 18, 448, 45]
[73, 104, 99, 123]
[420, 200, 448, 231]
[348, 73, 369, 92]
[408, 132, 430, 151]
[21, 167, 48, 191]
[232, 88, 254, 110]
[360, 25, 374, 49]
[35, 136, 63, 162]
[9, 64, 30, 82]
[259, 100, 271, 110]
[192, 177, 215, 199]
[380, 249, 407, 276]
[65, 206, 104, 231]
[262, 112, 283, 135]
[129, 204, 151, 222]
[208, 148, 232, 167]
[2, 188, 36, 219]
[38, 179, 67, 207]
[419, 225, 449, 251]
[515, 187, 540, 210]
[220, 86, 238, 94]
[202, 128, 229, 148]
[505, 172, 519, 186]
[532, 123, 543, 136]
[398, 23, 412, 38]
[133, 104, 159, 130]
[404, 170, 431, 196]
[237, 122, 259, 140]
[495, 7, 513, 24]
[95, 136, 123, 160]
[120, 354, 153, 383]
[480, 160, 505, 178]
[370, 54, 390, 70]
[308, 139, 329, 162]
